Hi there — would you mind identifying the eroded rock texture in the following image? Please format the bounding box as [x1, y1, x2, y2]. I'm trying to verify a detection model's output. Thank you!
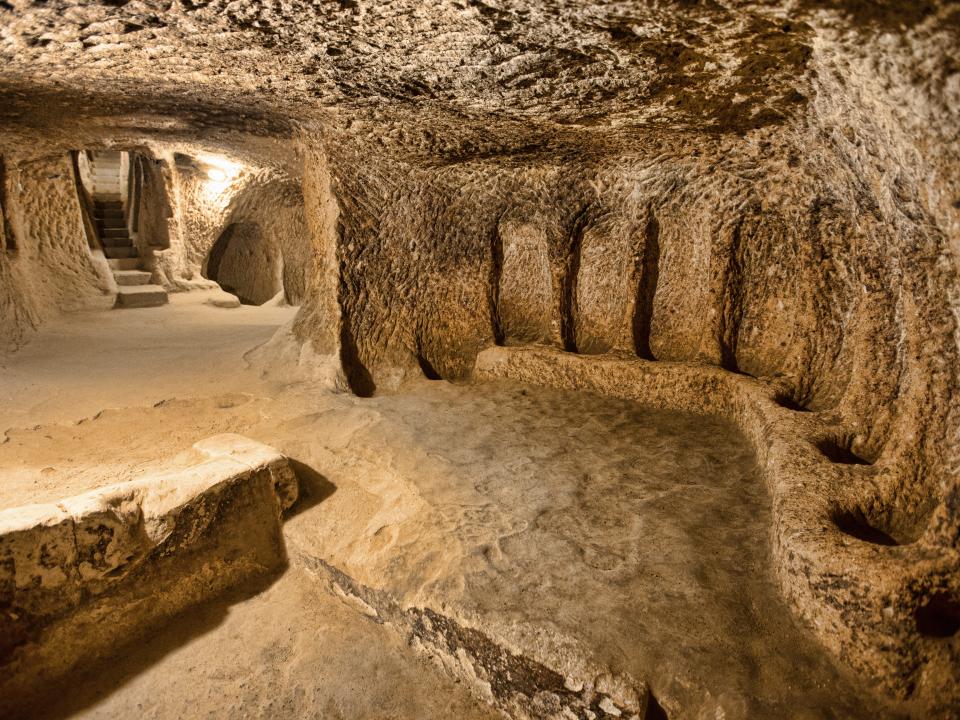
[0, 154, 112, 347]
[0, 0, 958, 717]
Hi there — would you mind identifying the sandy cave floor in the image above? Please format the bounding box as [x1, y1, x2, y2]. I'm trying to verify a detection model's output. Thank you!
[0, 296, 898, 719]
[24, 562, 501, 720]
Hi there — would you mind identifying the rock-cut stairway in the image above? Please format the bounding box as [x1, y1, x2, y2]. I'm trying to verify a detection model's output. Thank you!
[96, 200, 168, 308]
[90, 154, 168, 309]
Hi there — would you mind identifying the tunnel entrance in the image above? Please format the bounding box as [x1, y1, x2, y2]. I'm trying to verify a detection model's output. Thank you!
[203, 221, 284, 306]
[75, 149, 169, 308]
[87, 150, 127, 200]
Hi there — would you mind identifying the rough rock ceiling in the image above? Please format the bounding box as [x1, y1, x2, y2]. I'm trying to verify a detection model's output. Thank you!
[1, 1, 958, 163]
[1, 0, 817, 129]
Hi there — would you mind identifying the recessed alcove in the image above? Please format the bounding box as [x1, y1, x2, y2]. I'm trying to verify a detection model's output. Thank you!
[832, 508, 900, 546]
[816, 438, 873, 466]
[916, 593, 960, 638]
[773, 391, 812, 412]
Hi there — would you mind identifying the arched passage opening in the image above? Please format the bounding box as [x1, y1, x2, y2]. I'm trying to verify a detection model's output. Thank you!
[203, 221, 284, 305]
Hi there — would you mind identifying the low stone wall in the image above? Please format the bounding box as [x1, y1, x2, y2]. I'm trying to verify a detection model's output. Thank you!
[0, 434, 298, 717]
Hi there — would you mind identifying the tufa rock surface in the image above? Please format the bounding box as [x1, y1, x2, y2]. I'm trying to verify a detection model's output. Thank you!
[0, 0, 958, 716]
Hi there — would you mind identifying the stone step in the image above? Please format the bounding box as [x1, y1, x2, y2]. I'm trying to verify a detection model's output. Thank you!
[95, 202, 122, 210]
[104, 246, 138, 259]
[96, 212, 124, 222]
[107, 257, 141, 271]
[102, 237, 133, 248]
[96, 218, 126, 229]
[113, 269, 153, 286]
[116, 284, 168, 309]
[101, 227, 130, 239]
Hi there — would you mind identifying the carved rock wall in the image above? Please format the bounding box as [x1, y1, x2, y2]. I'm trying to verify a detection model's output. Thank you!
[0, 153, 111, 351]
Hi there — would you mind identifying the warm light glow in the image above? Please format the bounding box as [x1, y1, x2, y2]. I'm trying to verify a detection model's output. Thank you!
[199, 154, 245, 200]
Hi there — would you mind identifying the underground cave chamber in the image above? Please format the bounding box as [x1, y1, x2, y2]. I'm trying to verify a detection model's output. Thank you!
[0, 1, 959, 719]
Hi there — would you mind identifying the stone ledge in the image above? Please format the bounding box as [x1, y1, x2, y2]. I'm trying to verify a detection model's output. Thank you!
[0, 434, 298, 717]
[295, 550, 650, 720]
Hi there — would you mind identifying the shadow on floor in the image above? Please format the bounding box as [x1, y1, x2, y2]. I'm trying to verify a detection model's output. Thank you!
[285, 459, 337, 518]
[17, 571, 284, 720]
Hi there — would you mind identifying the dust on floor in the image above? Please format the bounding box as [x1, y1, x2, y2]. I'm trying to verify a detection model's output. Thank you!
[0, 296, 900, 719]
